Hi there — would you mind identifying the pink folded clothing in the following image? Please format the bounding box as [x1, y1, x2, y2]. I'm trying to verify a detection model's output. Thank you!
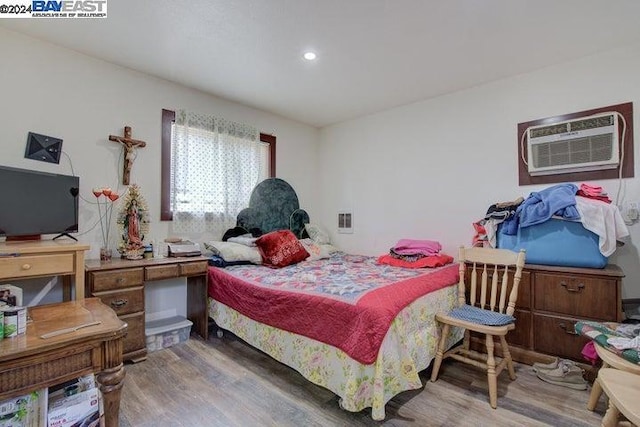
[392, 239, 441, 256]
[377, 253, 453, 268]
[580, 183, 606, 197]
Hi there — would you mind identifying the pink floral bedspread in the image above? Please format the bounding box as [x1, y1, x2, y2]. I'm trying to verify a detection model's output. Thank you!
[208, 253, 458, 364]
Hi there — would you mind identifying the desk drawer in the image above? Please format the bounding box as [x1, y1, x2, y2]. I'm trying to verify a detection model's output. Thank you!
[0, 254, 74, 279]
[534, 273, 617, 320]
[89, 268, 144, 292]
[95, 287, 144, 316]
[180, 261, 208, 276]
[145, 264, 179, 281]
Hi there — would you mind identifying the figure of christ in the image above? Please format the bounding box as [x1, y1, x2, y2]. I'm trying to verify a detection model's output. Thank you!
[108, 126, 146, 185]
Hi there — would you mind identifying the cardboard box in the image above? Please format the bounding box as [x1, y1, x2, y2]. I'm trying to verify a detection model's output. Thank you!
[48, 375, 97, 407]
[0, 389, 46, 427]
[47, 388, 101, 427]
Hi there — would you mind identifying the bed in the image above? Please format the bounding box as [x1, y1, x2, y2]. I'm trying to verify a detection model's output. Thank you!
[206, 178, 462, 420]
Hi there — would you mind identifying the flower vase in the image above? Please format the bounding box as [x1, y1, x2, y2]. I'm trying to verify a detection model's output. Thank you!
[100, 247, 112, 261]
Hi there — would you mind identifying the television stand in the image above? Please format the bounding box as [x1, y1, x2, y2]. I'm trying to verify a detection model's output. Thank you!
[53, 232, 78, 241]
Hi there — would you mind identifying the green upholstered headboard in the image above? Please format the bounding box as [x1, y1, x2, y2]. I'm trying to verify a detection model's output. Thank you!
[236, 178, 310, 237]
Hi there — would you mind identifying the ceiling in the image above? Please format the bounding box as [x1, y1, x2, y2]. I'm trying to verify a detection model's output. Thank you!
[3, 0, 640, 128]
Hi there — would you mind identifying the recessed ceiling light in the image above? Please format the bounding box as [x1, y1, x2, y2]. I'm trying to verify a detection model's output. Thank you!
[303, 52, 317, 61]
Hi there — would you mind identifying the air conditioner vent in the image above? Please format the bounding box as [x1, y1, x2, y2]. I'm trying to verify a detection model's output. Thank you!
[530, 123, 569, 139]
[527, 113, 619, 176]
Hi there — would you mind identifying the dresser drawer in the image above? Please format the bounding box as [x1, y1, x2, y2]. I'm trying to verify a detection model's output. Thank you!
[145, 264, 179, 281]
[533, 314, 589, 361]
[534, 273, 617, 320]
[95, 287, 144, 316]
[180, 261, 208, 276]
[120, 312, 146, 357]
[0, 254, 74, 279]
[89, 268, 144, 292]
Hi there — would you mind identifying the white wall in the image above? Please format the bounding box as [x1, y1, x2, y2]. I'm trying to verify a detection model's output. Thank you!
[0, 27, 319, 254]
[0, 27, 319, 305]
[319, 43, 640, 299]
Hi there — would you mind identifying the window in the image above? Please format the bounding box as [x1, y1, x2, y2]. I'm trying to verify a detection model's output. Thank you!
[161, 109, 275, 234]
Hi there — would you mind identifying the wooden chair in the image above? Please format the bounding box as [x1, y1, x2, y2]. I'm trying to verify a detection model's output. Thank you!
[598, 368, 640, 427]
[430, 246, 526, 409]
[587, 342, 640, 411]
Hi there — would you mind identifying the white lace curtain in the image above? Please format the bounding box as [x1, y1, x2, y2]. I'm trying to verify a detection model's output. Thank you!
[170, 109, 268, 237]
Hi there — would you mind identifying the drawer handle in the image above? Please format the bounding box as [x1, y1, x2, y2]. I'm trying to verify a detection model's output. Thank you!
[560, 282, 585, 293]
[21, 264, 32, 270]
[111, 299, 128, 309]
[559, 323, 579, 335]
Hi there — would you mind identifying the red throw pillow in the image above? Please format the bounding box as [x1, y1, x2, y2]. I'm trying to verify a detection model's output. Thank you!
[255, 230, 309, 268]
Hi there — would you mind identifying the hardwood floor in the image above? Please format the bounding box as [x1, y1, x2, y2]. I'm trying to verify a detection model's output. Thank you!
[119, 331, 607, 426]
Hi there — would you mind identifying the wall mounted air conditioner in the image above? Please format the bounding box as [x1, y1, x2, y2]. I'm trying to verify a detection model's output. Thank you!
[527, 112, 619, 176]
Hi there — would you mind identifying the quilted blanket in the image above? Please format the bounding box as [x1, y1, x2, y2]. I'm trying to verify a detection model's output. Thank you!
[575, 320, 640, 365]
[208, 252, 458, 364]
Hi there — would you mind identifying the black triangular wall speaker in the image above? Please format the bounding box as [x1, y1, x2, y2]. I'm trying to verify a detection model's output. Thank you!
[25, 132, 63, 164]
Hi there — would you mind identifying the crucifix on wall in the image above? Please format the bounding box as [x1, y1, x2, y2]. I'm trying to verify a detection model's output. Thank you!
[109, 126, 146, 185]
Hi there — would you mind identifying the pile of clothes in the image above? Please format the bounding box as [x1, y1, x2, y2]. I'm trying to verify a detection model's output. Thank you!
[376, 239, 453, 268]
[472, 183, 628, 257]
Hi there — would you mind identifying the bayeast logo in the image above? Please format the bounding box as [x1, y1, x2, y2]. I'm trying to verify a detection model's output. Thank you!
[32, 0, 107, 18]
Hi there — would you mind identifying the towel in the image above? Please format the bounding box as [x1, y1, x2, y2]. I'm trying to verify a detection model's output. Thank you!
[518, 183, 580, 228]
[575, 196, 629, 257]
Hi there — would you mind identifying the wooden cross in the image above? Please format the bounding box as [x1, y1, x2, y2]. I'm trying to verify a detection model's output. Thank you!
[109, 126, 146, 185]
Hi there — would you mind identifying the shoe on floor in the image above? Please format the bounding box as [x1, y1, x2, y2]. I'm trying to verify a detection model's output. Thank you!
[532, 357, 560, 373]
[532, 358, 575, 373]
[535, 362, 588, 390]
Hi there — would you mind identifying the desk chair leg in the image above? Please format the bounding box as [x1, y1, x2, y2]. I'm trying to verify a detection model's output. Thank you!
[587, 361, 609, 411]
[430, 323, 450, 382]
[601, 399, 620, 427]
[486, 334, 498, 409]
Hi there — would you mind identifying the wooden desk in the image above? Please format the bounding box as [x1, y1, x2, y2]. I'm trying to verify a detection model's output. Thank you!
[0, 298, 127, 427]
[0, 240, 90, 300]
[85, 256, 209, 362]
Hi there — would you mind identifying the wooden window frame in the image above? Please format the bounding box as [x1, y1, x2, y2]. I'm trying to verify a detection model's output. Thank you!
[160, 109, 276, 221]
[517, 102, 634, 186]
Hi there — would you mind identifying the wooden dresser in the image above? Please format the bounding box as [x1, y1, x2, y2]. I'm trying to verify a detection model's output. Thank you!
[85, 256, 209, 362]
[471, 263, 624, 365]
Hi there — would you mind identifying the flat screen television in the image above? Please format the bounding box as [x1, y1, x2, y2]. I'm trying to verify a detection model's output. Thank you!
[0, 165, 79, 240]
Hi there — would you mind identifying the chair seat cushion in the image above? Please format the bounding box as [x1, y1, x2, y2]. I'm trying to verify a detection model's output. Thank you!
[448, 304, 515, 326]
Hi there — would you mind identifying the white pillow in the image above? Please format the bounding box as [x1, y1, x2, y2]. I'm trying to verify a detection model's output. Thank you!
[305, 223, 331, 245]
[320, 243, 340, 254]
[227, 234, 257, 247]
[300, 239, 332, 261]
[204, 241, 262, 264]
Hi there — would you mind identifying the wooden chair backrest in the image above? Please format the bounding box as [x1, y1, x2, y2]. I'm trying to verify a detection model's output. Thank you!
[458, 246, 526, 316]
